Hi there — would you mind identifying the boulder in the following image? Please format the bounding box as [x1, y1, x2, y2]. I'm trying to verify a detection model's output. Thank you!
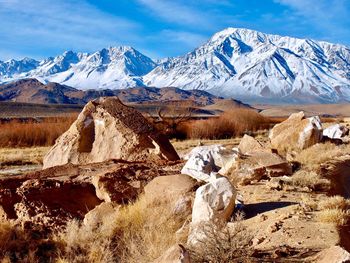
[145, 174, 196, 219]
[315, 245, 350, 263]
[238, 134, 266, 154]
[92, 174, 138, 203]
[323, 124, 349, 139]
[269, 112, 323, 154]
[83, 202, 118, 230]
[181, 145, 239, 182]
[144, 174, 196, 202]
[0, 160, 181, 227]
[191, 176, 236, 225]
[232, 152, 292, 185]
[43, 97, 179, 169]
[152, 244, 191, 263]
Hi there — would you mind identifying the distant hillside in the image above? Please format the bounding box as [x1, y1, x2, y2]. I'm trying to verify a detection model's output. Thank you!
[0, 78, 231, 106]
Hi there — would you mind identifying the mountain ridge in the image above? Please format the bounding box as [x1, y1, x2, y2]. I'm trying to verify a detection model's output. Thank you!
[1, 28, 350, 103]
[0, 78, 235, 106]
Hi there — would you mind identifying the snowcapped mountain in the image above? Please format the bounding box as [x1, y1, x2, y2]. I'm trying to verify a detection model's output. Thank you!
[1, 46, 156, 90]
[144, 28, 350, 103]
[0, 57, 39, 78]
[1, 28, 350, 103]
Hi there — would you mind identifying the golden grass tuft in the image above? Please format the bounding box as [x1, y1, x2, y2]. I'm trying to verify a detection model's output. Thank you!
[290, 170, 330, 191]
[316, 196, 350, 226]
[294, 142, 350, 170]
[316, 209, 350, 226]
[318, 196, 350, 211]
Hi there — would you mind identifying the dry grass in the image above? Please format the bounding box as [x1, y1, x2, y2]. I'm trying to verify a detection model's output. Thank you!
[318, 196, 350, 211]
[0, 193, 186, 263]
[184, 109, 271, 140]
[289, 170, 331, 191]
[316, 209, 350, 226]
[0, 116, 76, 147]
[54, 194, 186, 263]
[294, 142, 350, 170]
[315, 196, 350, 226]
[0, 147, 49, 166]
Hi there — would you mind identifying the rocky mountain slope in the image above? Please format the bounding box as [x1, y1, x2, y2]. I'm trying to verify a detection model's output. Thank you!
[1, 28, 350, 103]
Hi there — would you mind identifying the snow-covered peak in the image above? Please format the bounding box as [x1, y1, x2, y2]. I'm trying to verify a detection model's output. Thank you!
[144, 28, 350, 103]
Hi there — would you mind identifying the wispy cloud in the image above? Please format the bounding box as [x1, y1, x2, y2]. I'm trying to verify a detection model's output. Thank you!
[0, 0, 141, 59]
[274, 0, 350, 44]
[143, 29, 208, 58]
[136, 0, 213, 28]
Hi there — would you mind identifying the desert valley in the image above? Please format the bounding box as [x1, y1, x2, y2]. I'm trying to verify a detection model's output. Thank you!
[0, 2, 350, 262]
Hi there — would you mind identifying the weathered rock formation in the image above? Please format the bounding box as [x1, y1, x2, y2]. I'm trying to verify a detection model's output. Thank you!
[269, 112, 323, 154]
[187, 176, 236, 246]
[43, 97, 179, 168]
[233, 151, 293, 185]
[0, 160, 182, 227]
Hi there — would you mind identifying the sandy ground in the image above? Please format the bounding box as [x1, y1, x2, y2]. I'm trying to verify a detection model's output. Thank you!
[256, 103, 350, 118]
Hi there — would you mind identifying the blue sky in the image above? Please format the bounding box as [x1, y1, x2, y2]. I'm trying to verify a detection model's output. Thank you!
[0, 0, 349, 60]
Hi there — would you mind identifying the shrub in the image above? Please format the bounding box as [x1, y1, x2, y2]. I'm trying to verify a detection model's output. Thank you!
[0, 116, 76, 147]
[188, 222, 254, 263]
[184, 109, 271, 140]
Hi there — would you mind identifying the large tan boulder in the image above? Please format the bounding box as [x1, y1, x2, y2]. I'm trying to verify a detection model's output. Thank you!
[83, 202, 119, 230]
[43, 97, 179, 169]
[269, 111, 323, 154]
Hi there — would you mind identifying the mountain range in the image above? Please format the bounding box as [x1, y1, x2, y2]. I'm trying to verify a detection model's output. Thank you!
[1, 28, 349, 103]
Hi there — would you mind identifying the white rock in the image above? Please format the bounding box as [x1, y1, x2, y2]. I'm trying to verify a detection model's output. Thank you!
[181, 145, 239, 182]
[323, 124, 349, 139]
[191, 176, 236, 225]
